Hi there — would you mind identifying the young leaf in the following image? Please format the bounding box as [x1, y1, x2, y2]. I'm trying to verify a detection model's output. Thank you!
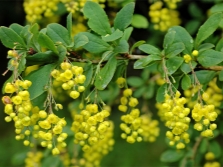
[160, 149, 185, 163]
[114, 40, 129, 53]
[77, 32, 111, 54]
[165, 42, 185, 58]
[163, 30, 175, 49]
[216, 38, 223, 52]
[121, 27, 133, 41]
[195, 70, 215, 84]
[26, 51, 58, 65]
[195, 12, 223, 48]
[134, 55, 161, 69]
[25, 64, 56, 101]
[169, 26, 193, 54]
[130, 40, 145, 54]
[0, 26, 26, 48]
[102, 29, 123, 42]
[73, 34, 89, 49]
[181, 75, 191, 90]
[67, 12, 72, 37]
[210, 3, 223, 14]
[9, 23, 24, 35]
[46, 23, 71, 46]
[156, 83, 167, 103]
[114, 2, 135, 31]
[180, 61, 197, 74]
[166, 56, 184, 74]
[127, 76, 144, 87]
[198, 43, 215, 52]
[197, 49, 223, 67]
[38, 33, 58, 54]
[139, 44, 161, 55]
[83, 1, 111, 36]
[95, 54, 117, 90]
[131, 14, 149, 29]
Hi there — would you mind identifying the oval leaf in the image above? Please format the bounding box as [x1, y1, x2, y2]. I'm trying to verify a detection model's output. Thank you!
[114, 2, 135, 31]
[160, 149, 185, 163]
[181, 75, 191, 90]
[195, 12, 223, 48]
[38, 33, 58, 54]
[166, 56, 184, 74]
[197, 49, 223, 67]
[0, 26, 26, 48]
[131, 14, 149, 29]
[83, 1, 111, 35]
[139, 44, 161, 55]
[95, 54, 117, 90]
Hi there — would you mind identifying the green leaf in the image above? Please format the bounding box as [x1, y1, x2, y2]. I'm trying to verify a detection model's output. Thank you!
[42, 155, 63, 167]
[57, 45, 67, 64]
[163, 30, 175, 49]
[160, 149, 185, 163]
[25, 64, 56, 101]
[0, 26, 26, 48]
[197, 49, 223, 67]
[168, 26, 193, 54]
[130, 40, 145, 54]
[134, 55, 161, 69]
[185, 20, 201, 35]
[209, 141, 222, 159]
[102, 29, 123, 42]
[210, 3, 223, 14]
[198, 43, 215, 52]
[199, 138, 208, 154]
[144, 82, 155, 99]
[131, 14, 149, 28]
[77, 32, 111, 54]
[73, 34, 89, 49]
[165, 42, 185, 58]
[9, 23, 24, 35]
[219, 70, 223, 81]
[67, 13, 72, 37]
[139, 44, 161, 55]
[180, 61, 197, 74]
[216, 38, 223, 52]
[127, 76, 144, 87]
[31, 92, 47, 109]
[46, 23, 71, 46]
[121, 27, 133, 41]
[38, 33, 58, 54]
[114, 2, 135, 31]
[156, 83, 167, 103]
[83, 62, 93, 87]
[166, 56, 184, 74]
[11, 151, 27, 166]
[134, 86, 147, 98]
[26, 51, 58, 65]
[83, 1, 111, 35]
[18, 54, 26, 73]
[114, 40, 129, 53]
[195, 70, 216, 84]
[195, 12, 223, 48]
[95, 54, 117, 90]
[181, 75, 191, 90]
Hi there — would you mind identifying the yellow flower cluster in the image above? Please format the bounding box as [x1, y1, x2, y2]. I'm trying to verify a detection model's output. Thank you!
[38, 112, 68, 155]
[192, 103, 217, 137]
[140, 114, 160, 142]
[78, 121, 115, 167]
[204, 152, 221, 167]
[119, 88, 159, 143]
[23, 0, 59, 22]
[157, 91, 190, 149]
[61, 0, 106, 14]
[51, 62, 86, 100]
[24, 151, 43, 167]
[71, 103, 111, 152]
[149, 1, 181, 31]
[164, 0, 181, 9]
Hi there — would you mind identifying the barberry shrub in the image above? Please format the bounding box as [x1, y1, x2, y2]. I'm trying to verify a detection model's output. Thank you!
[1, 1, 223, 167]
